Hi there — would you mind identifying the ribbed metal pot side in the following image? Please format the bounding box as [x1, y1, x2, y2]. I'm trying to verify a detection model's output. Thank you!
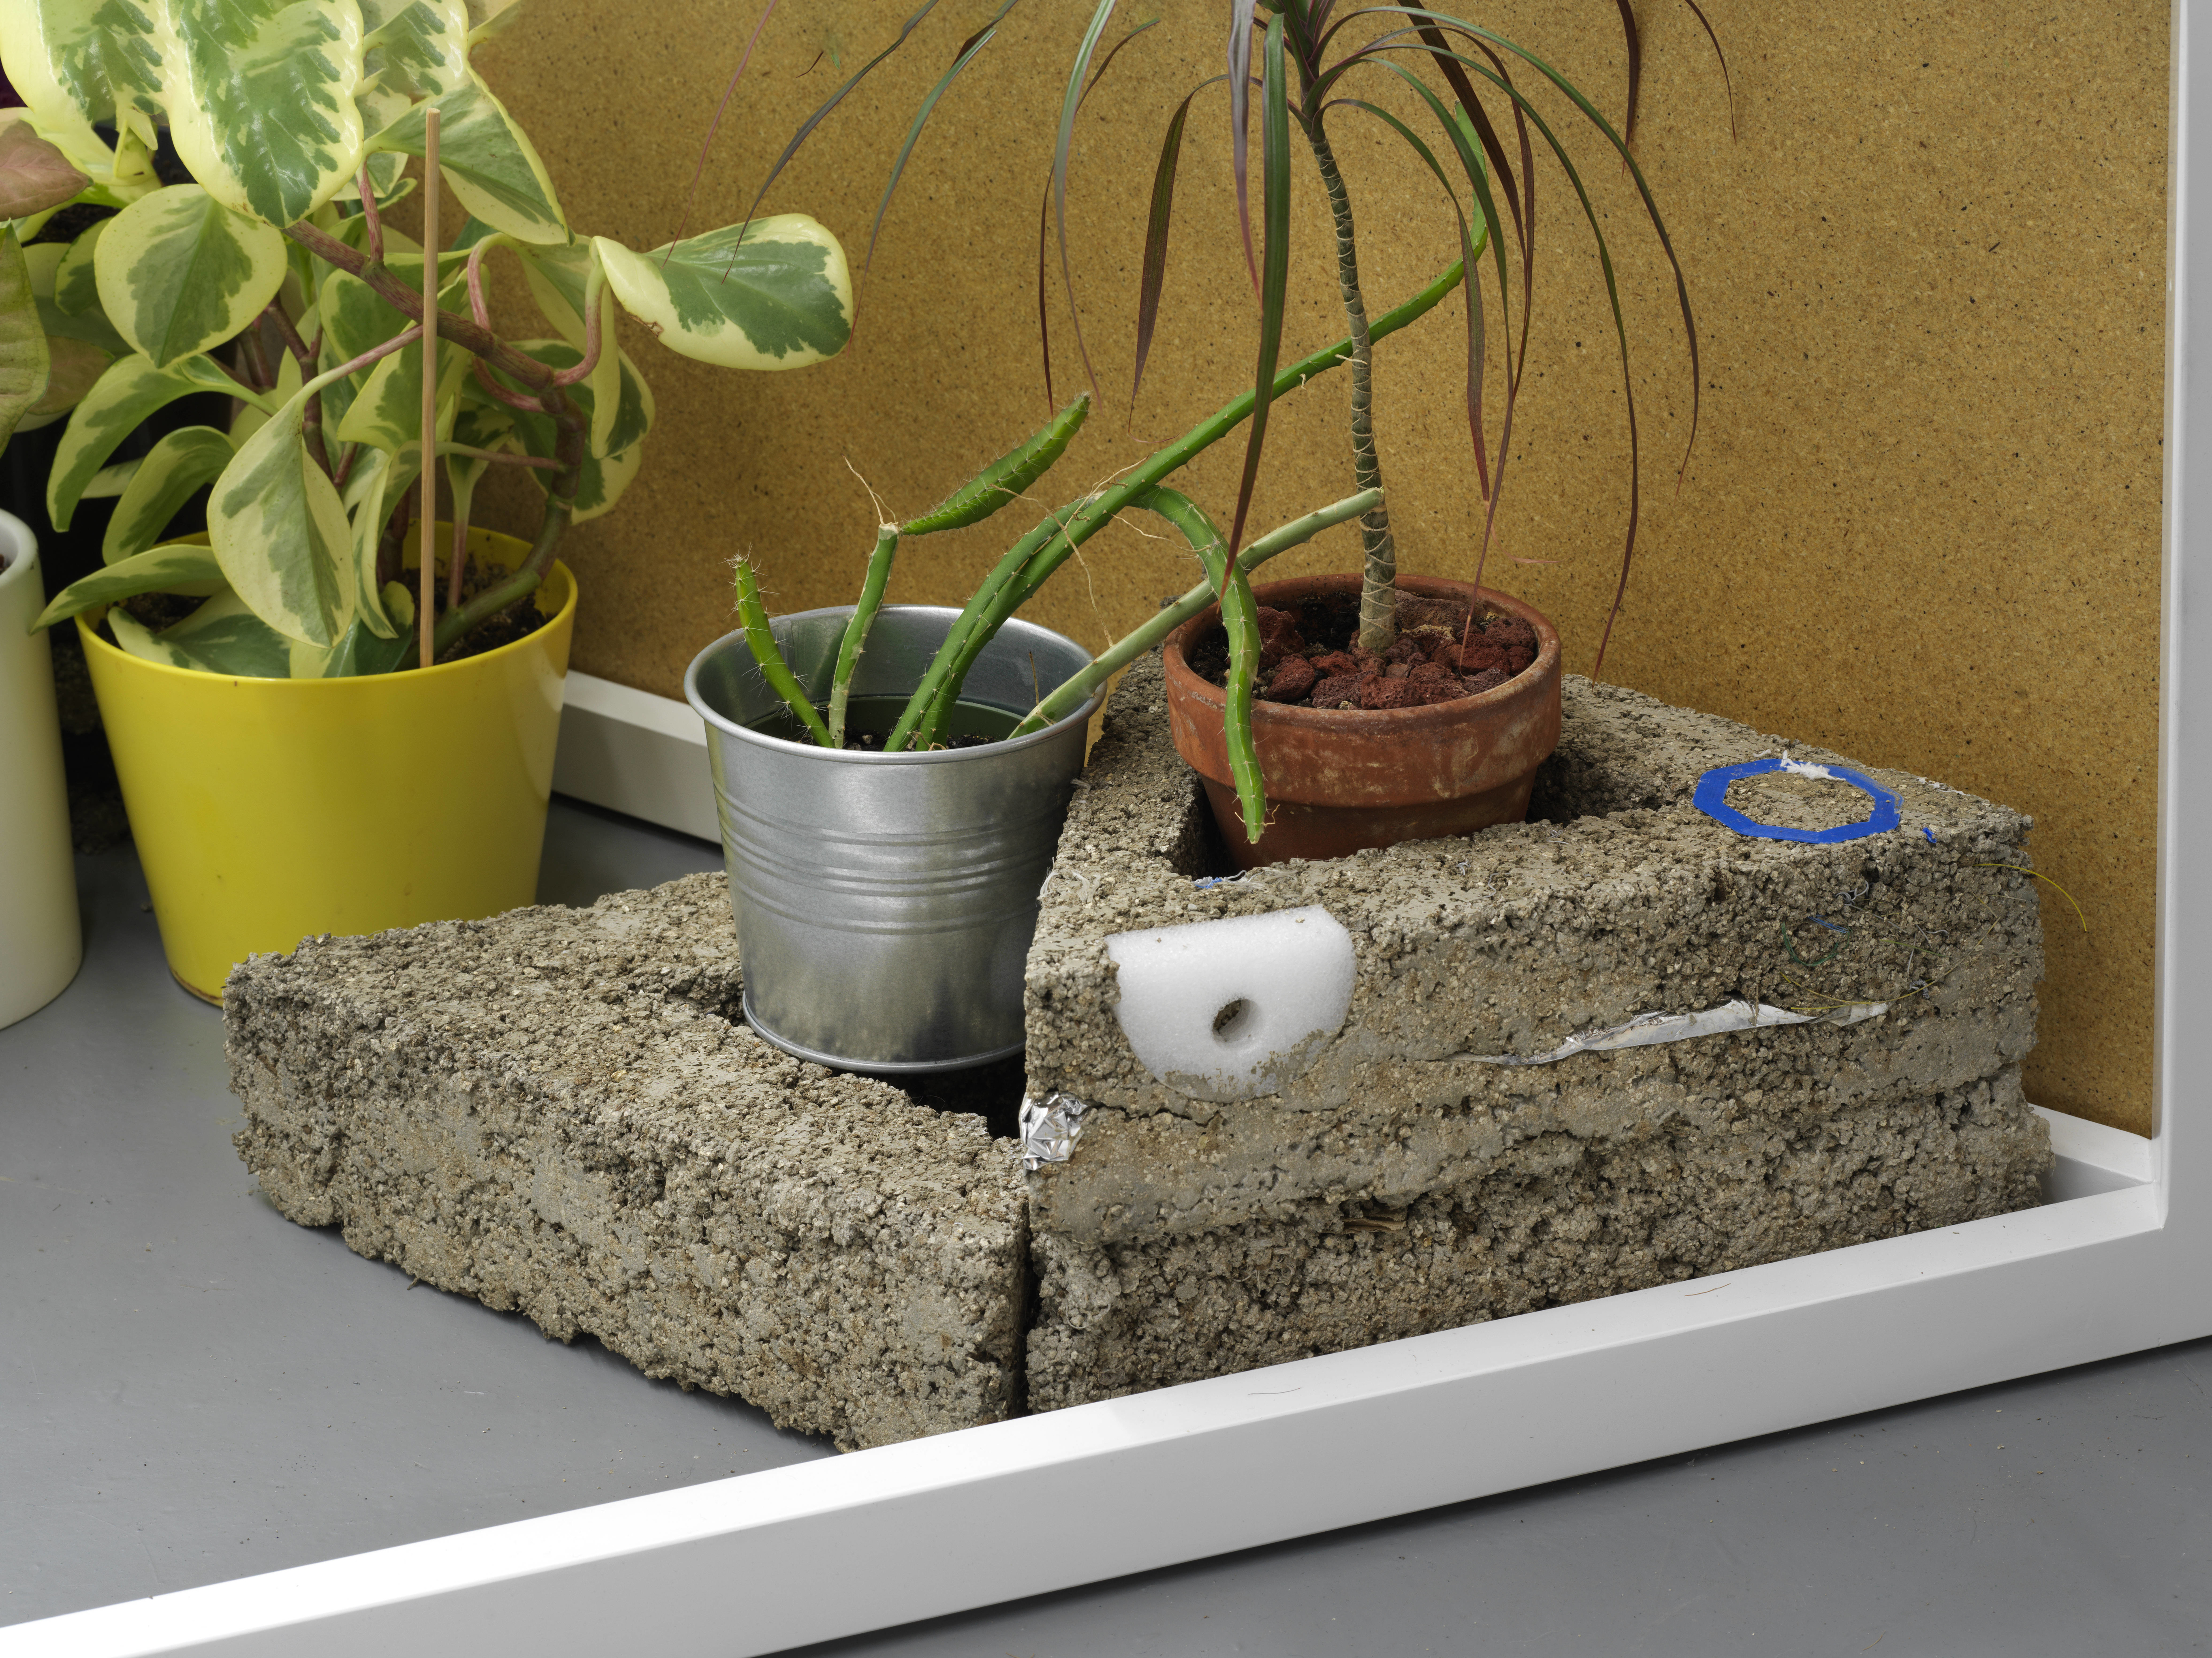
[684, 606, 1100, 1073]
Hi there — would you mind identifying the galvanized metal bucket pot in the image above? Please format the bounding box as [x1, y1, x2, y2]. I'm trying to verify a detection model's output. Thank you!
[685, 606, 1100, 1074]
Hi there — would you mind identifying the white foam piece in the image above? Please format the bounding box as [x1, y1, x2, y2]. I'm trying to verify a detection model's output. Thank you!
[1104, 906, 1356, 1102]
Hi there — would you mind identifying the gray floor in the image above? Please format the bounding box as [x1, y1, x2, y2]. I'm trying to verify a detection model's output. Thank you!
[6, 799, 2210, 1653]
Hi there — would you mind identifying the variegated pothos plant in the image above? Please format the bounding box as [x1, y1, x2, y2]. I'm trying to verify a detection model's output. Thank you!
[9, 0, 854, 677]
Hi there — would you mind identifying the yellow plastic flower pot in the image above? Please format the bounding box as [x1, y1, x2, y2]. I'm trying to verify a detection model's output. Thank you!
[75, 527, 575, 1002]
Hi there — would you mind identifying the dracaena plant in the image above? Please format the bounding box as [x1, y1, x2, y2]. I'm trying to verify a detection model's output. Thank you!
[1104, 0, 1723, 667]
[709, 0, 1675, 842]
[718, 6, 1504, 843]
[9, 0, 853, 677]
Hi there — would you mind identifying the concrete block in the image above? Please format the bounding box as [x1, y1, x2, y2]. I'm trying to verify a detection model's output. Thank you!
[226, 873, 1026, 1452]
[1021, 656, 2052, 1410]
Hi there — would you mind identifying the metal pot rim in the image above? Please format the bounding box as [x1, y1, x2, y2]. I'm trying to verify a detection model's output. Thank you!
[683, 603, 1102, 765]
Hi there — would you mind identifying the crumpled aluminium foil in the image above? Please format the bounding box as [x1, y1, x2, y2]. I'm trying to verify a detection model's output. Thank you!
[1018, 1092, 1089, 1171]
[1468, 997, 1889, 1067]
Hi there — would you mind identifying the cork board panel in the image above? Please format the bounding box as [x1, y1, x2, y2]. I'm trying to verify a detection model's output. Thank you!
[464, 1, 2165, 1135]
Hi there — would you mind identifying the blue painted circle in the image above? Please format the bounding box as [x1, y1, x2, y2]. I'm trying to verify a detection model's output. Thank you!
[1692, 756, 1901, 845]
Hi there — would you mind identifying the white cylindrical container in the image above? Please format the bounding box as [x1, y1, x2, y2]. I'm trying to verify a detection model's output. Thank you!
[0, 511, 82, 1027]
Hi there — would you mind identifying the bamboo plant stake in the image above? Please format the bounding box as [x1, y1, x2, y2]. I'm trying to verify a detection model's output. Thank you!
[417, 107, 441, 671]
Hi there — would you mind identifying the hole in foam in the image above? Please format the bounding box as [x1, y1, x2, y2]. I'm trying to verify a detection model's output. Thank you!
[1212, 998, 1257, 1047]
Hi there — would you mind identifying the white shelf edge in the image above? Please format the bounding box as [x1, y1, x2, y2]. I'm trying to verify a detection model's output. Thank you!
[551, 670, 719, 844]
[2, 1184, 2180, 1658]
[11, 0, 2208, 1640]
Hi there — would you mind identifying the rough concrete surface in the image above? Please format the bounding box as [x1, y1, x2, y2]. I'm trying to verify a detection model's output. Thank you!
[226, 662, 2054, 1440]
[1022, 656, 2052, 1409]
[226, 873, 1026, 1452]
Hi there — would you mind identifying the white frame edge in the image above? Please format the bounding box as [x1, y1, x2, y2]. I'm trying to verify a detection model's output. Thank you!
[9, 7, 2204, 1650]
[551, 669, 721, 844]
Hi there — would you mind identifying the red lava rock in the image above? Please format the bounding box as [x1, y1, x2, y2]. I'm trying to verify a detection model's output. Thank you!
[1310, 673, 1364, 709]
[1394, 596, 1470, 634]
[1256, 607, 1304, 654]
[1307, 650, 1354, 677]
[1416, 676, 1469, 705]
[1192, 592, 1538, 711]
[1486, 617, 1536, 653]
[1447, 639, 1509, 676]
[1482, 617, 1537, 674]
[1263, 655, 1318, 703]
[1405, 660, 1470, 705]
[1358, 675, 1424, 711]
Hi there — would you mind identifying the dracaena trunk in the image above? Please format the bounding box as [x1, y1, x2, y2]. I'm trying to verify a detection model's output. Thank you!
[1305, 115, 1397, 655]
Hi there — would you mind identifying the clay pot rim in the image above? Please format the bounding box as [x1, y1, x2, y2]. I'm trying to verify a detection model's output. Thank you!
[1161, 572, 1563, 729]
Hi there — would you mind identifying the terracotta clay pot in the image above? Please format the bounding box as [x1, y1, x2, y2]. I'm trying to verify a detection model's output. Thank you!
[1163, 572, 1562, 868]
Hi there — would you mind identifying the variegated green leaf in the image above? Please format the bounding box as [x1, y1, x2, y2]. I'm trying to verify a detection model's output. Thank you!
[346, 86, 412, 198]
[448, 397, 511, 455]
[593, 216, 850, 371]
[209, 361, 359, 646]
[0, 229, 49, 449]
[37, 291, 129, 357]
[563, 439, 640, 523]
[20, 333, 111, 429]
[0, 2, 165, 186]
[176, 588, 331, 677]
[318, 264, 407, 363]
[102, 425, 235, 563]
[108, 586, 322, 677]
[21, 243, 65, 299]
[499, 336, 652, 464]
[440, 397, 508, 558]
[462, 0, 520, 41]
[49, 350, 255, 528]
[333, 308, 472, 450]
[512, 333, 648, 460]
[360, 0, 468, 97]
[368, 75, 564, 244]
[34, 541, 227, 631]
[314, 329, 361, 448]
[512, 241, 624, 455]
[515, 239, 586, 339]
[81, 456, 142, 499]
[52, 218, 104, 314]
[36, 238, 130, 355]
[475, 358, 639, 523]
[106, 606, 201, 669]
[339, 443, 416, 639]
[158, 0, 367, 227]
[317, 253, 456, 359]
[231, 387, 273, 451]
[322, 609, 413, 677]
[94, 183, 288, 365]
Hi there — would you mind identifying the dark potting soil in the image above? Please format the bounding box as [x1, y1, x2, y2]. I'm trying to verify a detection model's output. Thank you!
[111, 590, 204, 635]
[749, 693, 1018, 752]
[837, 731, 996, 752]
[431, 557, 552, 665]
[1189, 588, 1537, 711]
